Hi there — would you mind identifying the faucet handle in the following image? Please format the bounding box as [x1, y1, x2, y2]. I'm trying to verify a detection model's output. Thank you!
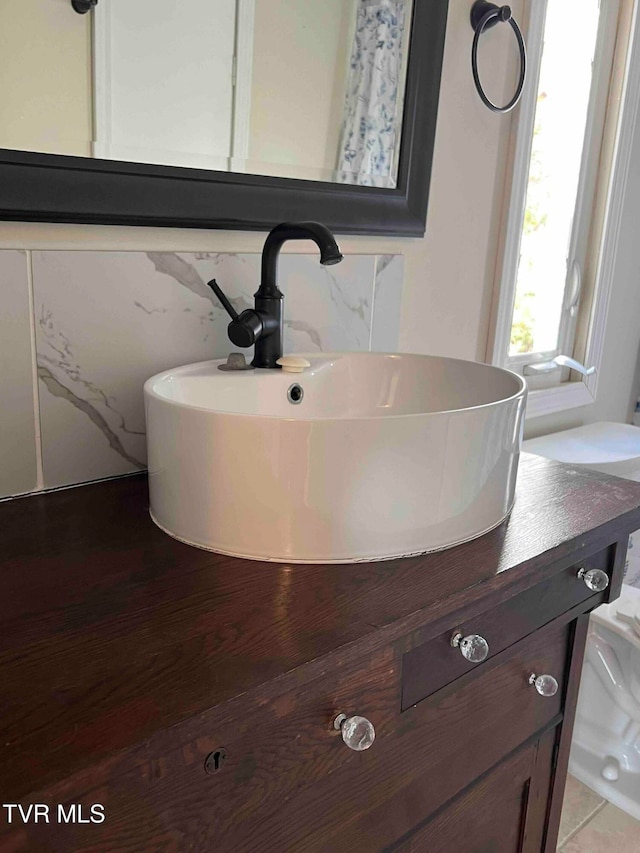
[207, 278, 239, 320]
[229, 310, 263, 348]
[207, 279, 262, 349]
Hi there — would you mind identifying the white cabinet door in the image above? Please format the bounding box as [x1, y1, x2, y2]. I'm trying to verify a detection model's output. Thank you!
[94, 0, 237, 171]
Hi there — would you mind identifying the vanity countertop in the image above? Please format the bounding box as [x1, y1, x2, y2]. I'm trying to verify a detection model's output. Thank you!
[2, 452, 640, 805]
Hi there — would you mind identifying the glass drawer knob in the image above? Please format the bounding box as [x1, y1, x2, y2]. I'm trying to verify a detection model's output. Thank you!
[577, 567, 609, 592]
[529, 673, 559, 697]
[333, 713, 375, 751]
[450, 632, 489, 663]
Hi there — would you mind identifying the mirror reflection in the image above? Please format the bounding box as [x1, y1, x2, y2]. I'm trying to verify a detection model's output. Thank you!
[0, 0, 413, 187]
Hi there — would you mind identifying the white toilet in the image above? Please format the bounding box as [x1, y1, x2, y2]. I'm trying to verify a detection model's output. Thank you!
[524, 422, 640, 819]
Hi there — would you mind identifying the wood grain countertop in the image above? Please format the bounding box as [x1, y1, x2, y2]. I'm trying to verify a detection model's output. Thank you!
[2, 452, 640, 800]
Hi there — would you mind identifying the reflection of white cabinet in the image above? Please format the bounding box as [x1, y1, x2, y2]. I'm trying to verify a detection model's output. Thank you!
[93, 0, 249, 171]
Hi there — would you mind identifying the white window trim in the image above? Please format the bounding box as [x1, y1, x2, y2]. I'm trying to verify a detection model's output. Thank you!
[489, 0, 548, 374]
[489, 0, 640, 419]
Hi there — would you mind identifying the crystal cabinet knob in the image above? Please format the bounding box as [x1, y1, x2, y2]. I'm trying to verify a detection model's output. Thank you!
[577, 567, 609, 592]
[529, 673, 559, 697]
[450, 631, 489, 663]
[333, 713, 375, 751]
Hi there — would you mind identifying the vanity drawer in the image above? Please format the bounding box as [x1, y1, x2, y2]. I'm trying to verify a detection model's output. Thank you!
[402, 547, 611, 709]
[223, 617, 572, 852]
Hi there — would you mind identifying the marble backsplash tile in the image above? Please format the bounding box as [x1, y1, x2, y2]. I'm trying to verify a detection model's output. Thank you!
[372, 254, 404, 352]
[0, 251, 38, 497]
[27, 250, 403, 490]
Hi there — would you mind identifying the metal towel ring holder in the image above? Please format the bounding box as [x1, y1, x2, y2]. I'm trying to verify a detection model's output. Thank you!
[71, 0, 98, 13]
[470, 1, 526, 113]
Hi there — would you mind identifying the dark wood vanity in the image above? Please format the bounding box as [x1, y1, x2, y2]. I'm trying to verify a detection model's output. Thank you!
[1, 453, 640, 852]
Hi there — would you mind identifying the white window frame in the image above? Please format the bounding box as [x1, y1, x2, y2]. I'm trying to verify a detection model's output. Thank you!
[489, 0, 640, 419]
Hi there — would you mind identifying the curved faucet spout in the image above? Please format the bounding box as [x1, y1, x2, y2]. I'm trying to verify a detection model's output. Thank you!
[250, 221, 342, 368]
[259, 221, 343, 299]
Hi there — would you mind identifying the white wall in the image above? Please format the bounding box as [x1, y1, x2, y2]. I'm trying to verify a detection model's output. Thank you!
[0, 0, 92, 157]
[249, 0, 353, 180]
[1, 0, 638, 440]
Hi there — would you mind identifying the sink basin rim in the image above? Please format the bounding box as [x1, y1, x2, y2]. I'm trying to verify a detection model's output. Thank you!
[144, 352, 526, 422]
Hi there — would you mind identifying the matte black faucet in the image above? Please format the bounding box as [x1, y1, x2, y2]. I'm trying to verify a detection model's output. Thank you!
[207, 222, 343, 369]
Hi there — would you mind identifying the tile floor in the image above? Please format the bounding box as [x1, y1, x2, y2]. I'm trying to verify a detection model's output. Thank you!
[558, 775, 640, 851]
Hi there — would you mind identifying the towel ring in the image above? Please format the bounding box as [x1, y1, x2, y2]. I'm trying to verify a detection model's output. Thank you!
[470, 1, 526, 113]
[71, 0, 98, 13]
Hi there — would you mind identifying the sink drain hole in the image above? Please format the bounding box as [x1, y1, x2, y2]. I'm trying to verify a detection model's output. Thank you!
[287, 383, 304, 404]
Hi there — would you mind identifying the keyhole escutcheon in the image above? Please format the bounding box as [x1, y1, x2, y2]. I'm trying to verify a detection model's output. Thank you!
[205, 748, 227, 774]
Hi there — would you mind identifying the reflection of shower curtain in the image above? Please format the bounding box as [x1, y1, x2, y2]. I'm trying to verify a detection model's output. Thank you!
[337, 0, 407, 187]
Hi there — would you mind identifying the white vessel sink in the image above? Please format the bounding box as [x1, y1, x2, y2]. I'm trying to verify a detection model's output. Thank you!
[144, 353, 526, 563]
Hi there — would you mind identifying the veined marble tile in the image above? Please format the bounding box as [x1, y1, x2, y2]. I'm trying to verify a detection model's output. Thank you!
[33, 251, 255, 487]
[32, 250, 381, 488]
[282, 253, 375, 352]
[0, 251, 38, 498]
[371, 254, 404, 352]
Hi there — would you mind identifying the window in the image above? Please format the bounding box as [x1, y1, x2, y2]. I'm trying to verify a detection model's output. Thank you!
[491, 0, 638, 416]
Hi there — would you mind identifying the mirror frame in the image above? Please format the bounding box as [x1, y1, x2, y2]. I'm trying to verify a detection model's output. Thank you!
[0, 1, 448, 237]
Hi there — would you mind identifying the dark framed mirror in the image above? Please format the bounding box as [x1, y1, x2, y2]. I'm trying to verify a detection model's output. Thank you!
[0, 0, 448, 236]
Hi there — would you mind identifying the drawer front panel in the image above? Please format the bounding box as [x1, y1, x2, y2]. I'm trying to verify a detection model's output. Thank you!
[402, 547, 610, 709]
